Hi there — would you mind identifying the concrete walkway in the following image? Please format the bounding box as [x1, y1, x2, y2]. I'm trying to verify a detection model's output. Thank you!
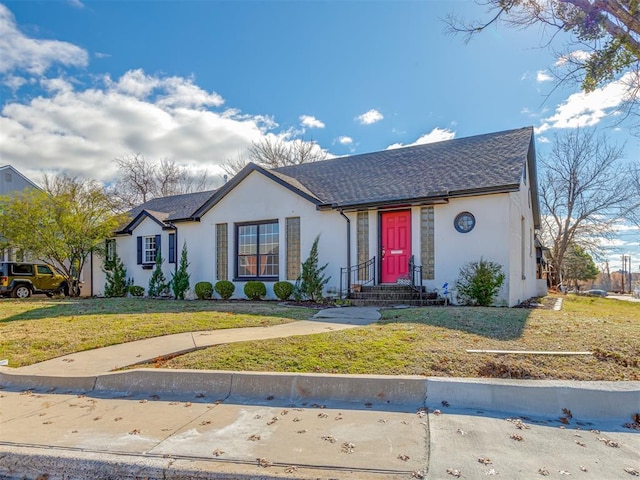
[12, 307, 381, 376]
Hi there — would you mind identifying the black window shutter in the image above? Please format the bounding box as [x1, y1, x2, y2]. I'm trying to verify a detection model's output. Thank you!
[168, 233, 176, 263]
[136, 236, 142, 264]
[155, 234, 161, 259]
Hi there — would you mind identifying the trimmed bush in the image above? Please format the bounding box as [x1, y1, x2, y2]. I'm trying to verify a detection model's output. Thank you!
[244, 281, 266, 300]
[194, 281, 213, 300]
[273, 281, 294, 301]
[214, 280, 235, 300]
[455, 258, 505, 306]
[128, 285, 145, 297]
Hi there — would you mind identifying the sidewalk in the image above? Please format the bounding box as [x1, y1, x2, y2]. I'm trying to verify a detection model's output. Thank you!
[12, 306, 381, 376]
[1, 306, 639, 479]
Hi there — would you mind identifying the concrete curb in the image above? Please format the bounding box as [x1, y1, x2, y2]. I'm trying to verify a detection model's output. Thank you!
[424, 377, 640, 420]
[1, 367, 638, 420]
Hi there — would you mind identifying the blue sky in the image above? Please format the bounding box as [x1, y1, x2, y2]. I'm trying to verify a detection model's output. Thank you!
[0, 0, 638, 271]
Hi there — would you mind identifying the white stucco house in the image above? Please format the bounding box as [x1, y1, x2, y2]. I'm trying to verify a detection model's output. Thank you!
[92, 127, 547, 306]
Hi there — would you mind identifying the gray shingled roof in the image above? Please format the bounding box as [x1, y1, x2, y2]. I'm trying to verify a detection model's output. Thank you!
[119, 127, 537, 234]
[273, 127, 534, 208]
[118, 189, 217, 232]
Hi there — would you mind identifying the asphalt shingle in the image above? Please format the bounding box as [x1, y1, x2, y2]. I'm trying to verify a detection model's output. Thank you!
[273, 127, 533, 207]
[126, 189, 217, 223]
[119, 126, 535, 232]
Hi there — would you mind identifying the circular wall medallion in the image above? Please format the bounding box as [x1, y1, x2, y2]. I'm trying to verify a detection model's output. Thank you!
[454, 212, 475, 233]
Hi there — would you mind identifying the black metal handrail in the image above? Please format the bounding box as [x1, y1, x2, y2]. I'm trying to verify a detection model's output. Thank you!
[339, 256, 376, 299]
[409, 255, 423, 300]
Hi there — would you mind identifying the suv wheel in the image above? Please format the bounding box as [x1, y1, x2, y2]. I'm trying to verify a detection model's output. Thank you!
[12, 285, 32, 298]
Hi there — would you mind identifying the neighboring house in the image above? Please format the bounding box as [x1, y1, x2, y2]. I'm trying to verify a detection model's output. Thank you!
[93, 127, 547, 306]
[0, 165, 41, 263]
[0, 165, 93, 295]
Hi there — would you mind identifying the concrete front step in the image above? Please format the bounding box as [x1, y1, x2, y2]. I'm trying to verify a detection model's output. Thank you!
[349, 285, 439, 301]
[349, 298, 446, 307]
[347, 285, 446, 306]
[351, 292, 438, 300]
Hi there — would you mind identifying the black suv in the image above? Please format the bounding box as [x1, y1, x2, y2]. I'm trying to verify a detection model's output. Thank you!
[0, 262, 77, 298]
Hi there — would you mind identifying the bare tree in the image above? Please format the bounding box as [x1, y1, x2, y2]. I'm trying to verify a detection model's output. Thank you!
[110, 154, 214, 210]
[222, 137, 327, 176]
[630, 162, 640, 227]
[446, 1, 640, 127]
[539, 129, 632, 286]
[221, 151, 251, 178]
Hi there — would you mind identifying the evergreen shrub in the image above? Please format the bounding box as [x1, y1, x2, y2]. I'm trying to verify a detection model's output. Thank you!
[214, 280, 235, 300]
[195, 281, 214, 300]
[244, 281, 266, 300]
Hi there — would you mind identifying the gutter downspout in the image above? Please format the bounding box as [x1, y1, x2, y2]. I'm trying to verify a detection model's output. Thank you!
[339, 210, 350, 296]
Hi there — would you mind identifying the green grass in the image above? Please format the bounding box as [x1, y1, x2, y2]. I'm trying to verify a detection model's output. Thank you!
[1, 295, 638, 381]
[0, 298, 314, 367]
[158, 295, 640, 381]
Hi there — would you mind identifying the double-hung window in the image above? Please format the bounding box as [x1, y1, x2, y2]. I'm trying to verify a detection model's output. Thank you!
[236, 221, 279, 279]
[137, 235, 160, 264]
[105, 239, 116, 263]
[144, 236, 157, 263]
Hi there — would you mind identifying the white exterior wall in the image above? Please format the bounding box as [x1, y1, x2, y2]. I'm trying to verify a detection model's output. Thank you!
[90, 251, 107, 297]
[104, 217, 175, 296]
[431, 194, 512, 305]
[195, 171, 347, 299]
[176, 220, 215, 295]
[507, 173, 540, 305]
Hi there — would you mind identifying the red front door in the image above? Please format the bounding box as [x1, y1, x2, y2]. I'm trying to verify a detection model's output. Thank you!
[381, 210, 411, 283]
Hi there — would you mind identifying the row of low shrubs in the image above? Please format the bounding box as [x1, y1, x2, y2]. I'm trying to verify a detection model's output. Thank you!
[194, 280, 295, 301]
[120, 280, 295, 301]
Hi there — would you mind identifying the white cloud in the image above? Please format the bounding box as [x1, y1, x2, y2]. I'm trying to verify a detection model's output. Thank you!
[299, 115, 325, 129]
[386, 127, 455, 150]
[555, 50, 591, 67]
[337, 136, 353, 145]
[0, 4, 88, 75]
[2, 74, 28, 91]
[537, 135, 550, 143]
[536, 70, 553, 82]
[536, 72, 636, 133]
[41, 77, 74, 94]
[356, 109, 383, 125]
[0, 70, 275, 182]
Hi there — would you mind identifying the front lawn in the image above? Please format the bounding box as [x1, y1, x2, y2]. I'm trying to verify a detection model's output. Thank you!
[0, 298, 314, 367]
[1, 295, 638, 381]
[157, 295, 639, 381]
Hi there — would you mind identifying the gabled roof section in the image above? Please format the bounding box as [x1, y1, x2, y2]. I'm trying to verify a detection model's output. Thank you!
[116, 189, 217, 234]
[273, 127, 535, 209]
[191, 162, 324, 218]
[0, 165, 42, 192]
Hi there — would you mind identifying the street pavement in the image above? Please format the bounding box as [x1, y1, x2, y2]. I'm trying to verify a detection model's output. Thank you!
[1, 306, 639, 479]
